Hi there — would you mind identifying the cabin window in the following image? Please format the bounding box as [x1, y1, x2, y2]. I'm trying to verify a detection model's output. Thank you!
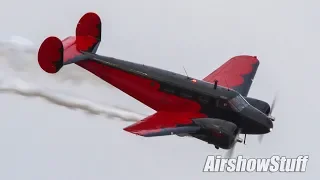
[228, 95, 249, 112]
[217, 99, 230, 109]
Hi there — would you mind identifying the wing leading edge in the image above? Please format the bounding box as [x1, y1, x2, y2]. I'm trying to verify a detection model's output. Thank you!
[203, 55, 259, 97]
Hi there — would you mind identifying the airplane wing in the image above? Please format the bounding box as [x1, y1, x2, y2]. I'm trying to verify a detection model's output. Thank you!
[123, 111, 207, 137]
[202, 55, 259, 96]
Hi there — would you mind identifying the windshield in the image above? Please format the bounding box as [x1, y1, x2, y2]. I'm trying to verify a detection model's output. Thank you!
[228, 95, 249, 112]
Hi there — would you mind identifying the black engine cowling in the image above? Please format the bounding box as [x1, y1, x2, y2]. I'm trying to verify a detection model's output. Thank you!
[192, 118, 240, 149]
[245, 97, 271, 115]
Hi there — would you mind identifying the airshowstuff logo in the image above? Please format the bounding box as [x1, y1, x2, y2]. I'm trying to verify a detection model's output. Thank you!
[203, 155, 309, 172]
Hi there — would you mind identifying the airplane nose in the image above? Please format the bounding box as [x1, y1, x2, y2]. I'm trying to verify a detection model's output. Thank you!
[240, 106, 274, 133]
[264, 117, 273, 132]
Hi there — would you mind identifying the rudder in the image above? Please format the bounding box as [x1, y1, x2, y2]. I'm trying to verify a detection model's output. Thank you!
[37, 12, 102, 74]
[76, 12, 101, 53]
[38, 36, 64, 73]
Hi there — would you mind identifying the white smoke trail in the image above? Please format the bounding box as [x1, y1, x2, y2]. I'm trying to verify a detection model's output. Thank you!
[0, 36, 147, 122]
[0, 36, 113, 86]
[0, 77, 145, 122]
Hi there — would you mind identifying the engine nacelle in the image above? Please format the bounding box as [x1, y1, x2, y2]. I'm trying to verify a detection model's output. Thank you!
[245, 97, 271, 115]
[192, 118, 240, 149]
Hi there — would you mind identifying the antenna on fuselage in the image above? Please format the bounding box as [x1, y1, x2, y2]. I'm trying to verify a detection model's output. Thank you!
[224, 78, 230, 91]
[214, 80, 218, 89]
[183, 66, 190, 79]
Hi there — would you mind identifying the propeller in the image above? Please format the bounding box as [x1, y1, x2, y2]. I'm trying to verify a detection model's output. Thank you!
[225, 129, 242, 158]
[258, 94, 277, 143]
[269, 94, 278, 119]
[225, 145, 236, 158]
[258, 134, 264, 143]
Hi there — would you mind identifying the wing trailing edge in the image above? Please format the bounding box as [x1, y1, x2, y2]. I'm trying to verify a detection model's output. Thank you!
[123, 111, 207, 137]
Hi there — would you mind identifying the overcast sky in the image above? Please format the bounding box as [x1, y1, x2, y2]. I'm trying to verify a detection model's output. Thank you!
[0, 0, 319, 179]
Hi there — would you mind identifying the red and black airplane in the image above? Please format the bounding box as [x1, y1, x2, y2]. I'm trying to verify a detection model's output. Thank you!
[38, 12, 275, 154]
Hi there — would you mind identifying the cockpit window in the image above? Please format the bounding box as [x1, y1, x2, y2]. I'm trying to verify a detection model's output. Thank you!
[228, 95, 249, 112]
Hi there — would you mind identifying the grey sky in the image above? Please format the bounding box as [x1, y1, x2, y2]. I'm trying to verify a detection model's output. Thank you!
[0, 0, 319, 179]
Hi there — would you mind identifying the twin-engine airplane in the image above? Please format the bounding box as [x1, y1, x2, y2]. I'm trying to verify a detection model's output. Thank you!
[38, 12, 276, 156]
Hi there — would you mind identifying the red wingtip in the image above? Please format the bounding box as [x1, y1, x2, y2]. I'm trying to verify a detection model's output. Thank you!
[123, 126, 142, 136]
[123, 126, 131, 132]
[123, 122, 148, 136]
[123, 124, 138, 133]
[233, 55, 259, 63]
[38, 36, 64, 74]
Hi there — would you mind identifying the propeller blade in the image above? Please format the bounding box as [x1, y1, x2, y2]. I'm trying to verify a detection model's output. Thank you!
[258, 135, 264, 143]
[259, 93, 277, 143]
[225, 145, 236, 158]
[267, 93, 278, 122]
[244, 134, 247, 145]
[225, 128, 242, 158]
[269, 93, 278, 115]
[270, 99, 276, 114]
